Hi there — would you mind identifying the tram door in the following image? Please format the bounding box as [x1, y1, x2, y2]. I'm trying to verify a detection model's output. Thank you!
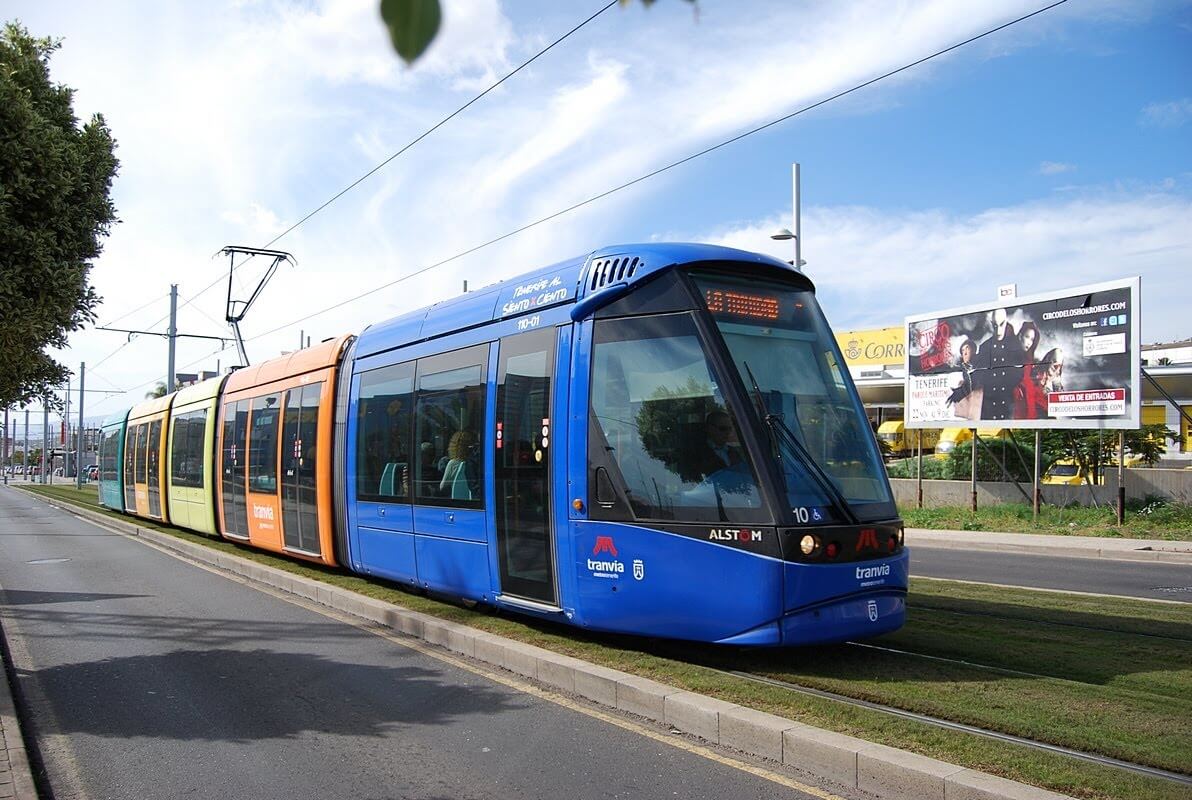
[146, 419, 162, 518]
[221, 399, 250, 537]
[123, 427, 136, 511]
[281, 382, 323, 554]
[495, 329, 557, 604]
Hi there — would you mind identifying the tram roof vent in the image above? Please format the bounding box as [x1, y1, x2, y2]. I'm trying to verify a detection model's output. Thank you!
[588, 255, 641, 292]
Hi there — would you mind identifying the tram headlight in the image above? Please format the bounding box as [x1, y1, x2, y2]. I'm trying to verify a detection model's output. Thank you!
[799, 534, 820, 556]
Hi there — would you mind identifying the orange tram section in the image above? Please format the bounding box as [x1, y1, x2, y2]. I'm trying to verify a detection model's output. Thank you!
[217, 335, 351, 565]
[102, 335, 353, 567]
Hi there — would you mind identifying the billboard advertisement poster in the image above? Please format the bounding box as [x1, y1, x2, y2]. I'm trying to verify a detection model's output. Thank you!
[904, 277, 1140, 430]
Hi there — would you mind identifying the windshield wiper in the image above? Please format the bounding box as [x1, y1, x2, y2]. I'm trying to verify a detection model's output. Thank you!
[742, 361, 860, 526]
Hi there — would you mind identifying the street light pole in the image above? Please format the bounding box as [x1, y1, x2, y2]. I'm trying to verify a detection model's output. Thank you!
[792, 162, 802, 272]
[42, 404, 49, 484]
[76, 362, 86, 489]
[167, 283, 178, 393]
[770, 162, 807, 270]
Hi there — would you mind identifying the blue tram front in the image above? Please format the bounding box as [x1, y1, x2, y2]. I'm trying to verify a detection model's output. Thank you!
[341, 243, 906, 646]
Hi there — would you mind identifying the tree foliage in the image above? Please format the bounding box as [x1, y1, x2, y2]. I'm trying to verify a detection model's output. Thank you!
[1041, 424, 1175, 484]
[0, 23, 118, 408]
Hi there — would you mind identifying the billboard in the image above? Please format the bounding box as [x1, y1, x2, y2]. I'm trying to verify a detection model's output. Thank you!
[836, 327, 904, 366]
[904, 277, 1140, 430]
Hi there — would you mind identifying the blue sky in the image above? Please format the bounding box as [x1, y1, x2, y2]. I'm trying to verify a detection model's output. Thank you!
[6, 0, 1190, 416]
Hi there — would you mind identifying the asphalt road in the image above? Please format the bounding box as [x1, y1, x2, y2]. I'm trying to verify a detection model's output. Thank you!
[911, 546, 1192, 602]
[0, 488, 844, 800]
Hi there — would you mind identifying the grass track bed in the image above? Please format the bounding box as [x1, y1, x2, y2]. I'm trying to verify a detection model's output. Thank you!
[898, 501, 1192, 541]
[16, 484, 1192, 800]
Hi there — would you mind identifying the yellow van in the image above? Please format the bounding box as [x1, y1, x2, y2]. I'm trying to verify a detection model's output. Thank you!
[877, 422, 940, 458]
[934, 427, 971, 459]
[934, 427, 1009, 459]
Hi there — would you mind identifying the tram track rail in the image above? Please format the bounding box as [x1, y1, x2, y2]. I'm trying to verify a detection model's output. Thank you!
[719, 663, 1192, 787]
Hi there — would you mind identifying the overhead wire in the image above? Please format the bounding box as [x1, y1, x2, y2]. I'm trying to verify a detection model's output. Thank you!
[109, 0, 1068, 399]
[108, 0, 621, 338]
[97, 292, 165, 329]
[186, 0, 1073, 356]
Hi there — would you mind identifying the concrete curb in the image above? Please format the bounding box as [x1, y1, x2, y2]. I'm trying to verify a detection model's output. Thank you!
[908, 536, 1192, 564]
[32, 494, 1075, 800]
[0, 625, 38, 800]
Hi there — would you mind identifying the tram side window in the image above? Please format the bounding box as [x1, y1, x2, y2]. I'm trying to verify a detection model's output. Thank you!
[588, 313, 763, 523]
[414, 346, 487, 509]
[249, 394, 281, 494]
[100, 429, 119, 482]
[171, 410, 207, 488]
[356, 362, 414, 503]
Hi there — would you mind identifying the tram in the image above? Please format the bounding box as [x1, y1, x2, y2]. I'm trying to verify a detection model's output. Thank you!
[98, 243, 908, 645]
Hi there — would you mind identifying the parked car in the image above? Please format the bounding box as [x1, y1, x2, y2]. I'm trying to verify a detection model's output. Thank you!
[86, 464, 99, 481]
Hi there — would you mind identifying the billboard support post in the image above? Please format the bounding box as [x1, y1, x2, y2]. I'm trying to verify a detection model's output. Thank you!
[916, 430, 923, 508]
[970, 429, 978, 512]
[1116, 431, 1125, 525]
[1033, 430, 1041, 520]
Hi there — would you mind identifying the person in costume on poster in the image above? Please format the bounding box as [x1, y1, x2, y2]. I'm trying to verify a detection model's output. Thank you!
[946, 308, 1025, 420]
[951, 338, 981, 419]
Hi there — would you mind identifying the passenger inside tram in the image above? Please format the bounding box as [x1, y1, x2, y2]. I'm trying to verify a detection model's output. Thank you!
[439, 430, 479, 500]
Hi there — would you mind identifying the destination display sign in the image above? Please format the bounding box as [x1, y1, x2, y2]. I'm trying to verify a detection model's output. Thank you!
[904, 277, 1140, 430]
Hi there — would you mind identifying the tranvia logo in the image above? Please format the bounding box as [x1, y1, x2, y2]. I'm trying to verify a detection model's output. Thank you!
[588, 536, 625, 579]
[592, 536, 618, 557]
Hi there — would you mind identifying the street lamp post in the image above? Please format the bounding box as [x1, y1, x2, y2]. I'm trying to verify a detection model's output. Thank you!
[771, 163, 807, 269]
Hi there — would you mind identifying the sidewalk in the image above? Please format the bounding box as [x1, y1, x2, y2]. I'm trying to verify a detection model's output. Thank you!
[0, 645, 36, 800]
[907, 528, 1192, 564]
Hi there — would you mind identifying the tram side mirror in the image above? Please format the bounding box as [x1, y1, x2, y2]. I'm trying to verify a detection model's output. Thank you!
[595, 467, 617, 507]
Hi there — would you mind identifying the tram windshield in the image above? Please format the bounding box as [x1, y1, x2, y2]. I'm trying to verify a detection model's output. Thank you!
[692, 271, 896, 524]
[589, 312, 767, 523]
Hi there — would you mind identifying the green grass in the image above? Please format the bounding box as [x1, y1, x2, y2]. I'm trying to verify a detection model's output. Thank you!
[899, 501, 1192, 541]
[16, 483, 1192, 800]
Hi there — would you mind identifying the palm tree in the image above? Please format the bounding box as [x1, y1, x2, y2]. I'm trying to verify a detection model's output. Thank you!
[145, 382, 167, 399]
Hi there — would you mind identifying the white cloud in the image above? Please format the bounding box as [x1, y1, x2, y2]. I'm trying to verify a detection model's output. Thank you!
[476, 58, 629, 199]
[1141, 98, 1192, 127]
[220, 203, 289, 238]
[1039, 161, 1076, 175]
[701, 190, 1192, 344]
